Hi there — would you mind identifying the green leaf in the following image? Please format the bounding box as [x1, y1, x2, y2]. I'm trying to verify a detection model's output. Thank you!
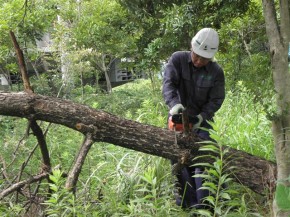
[275, 184, 290, 210]
[203, 182, 218, 190]
[209, 133, 220, 141]
[49, 175, 58, 184]
[203, 195, 215, 206]
[199, 144, 219, 152]
[199, 186, 216, 194]
[220, 192, 231, 200]
[49, 185, 58, 192]
[192, 162, 214, 168]
[196, 208, 213, 217]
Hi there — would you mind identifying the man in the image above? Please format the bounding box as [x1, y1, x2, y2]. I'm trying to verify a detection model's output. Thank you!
[162, 28, 225, 209]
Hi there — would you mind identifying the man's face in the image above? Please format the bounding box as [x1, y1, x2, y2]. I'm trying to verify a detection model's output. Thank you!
[191, 52, 211, 68]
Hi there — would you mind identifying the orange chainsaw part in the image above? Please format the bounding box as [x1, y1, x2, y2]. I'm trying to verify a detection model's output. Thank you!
[168, 116, 193, 131]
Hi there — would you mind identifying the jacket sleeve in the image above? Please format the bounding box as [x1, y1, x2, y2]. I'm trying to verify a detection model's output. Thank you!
[162, 53, 181, 109]
[200, 67, 225, 121]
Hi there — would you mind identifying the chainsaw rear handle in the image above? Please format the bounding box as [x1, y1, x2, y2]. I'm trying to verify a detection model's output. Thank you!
[171, 114, 199, 124]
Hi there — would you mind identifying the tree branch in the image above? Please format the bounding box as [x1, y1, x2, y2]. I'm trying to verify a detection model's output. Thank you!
[10, 31, 51, 171]
[65, 133, 94, 191]
[29, 120, 51, 172]
[9, 31, 33, 94]
[9, 31, 52, 198]
[0, 172, 49, 200]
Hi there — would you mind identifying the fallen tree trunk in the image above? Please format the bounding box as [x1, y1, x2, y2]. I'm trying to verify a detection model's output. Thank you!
[0, 91, 276, 195]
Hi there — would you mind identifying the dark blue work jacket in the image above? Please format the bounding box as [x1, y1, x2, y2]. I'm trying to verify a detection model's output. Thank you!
[162, 51, 225, 125]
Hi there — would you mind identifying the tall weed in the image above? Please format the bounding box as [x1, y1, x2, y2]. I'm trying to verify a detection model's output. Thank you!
[190, 129, 239, 217]
[214, 82, 274, 161]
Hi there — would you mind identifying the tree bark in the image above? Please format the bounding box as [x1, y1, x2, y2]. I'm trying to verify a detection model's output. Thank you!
[0, 92, 276, 195]
[9, 31, 33, 94]
[262, 0, 290, 216]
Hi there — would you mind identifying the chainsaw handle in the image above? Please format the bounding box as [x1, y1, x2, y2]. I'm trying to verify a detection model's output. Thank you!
[171, 113, 199, 124]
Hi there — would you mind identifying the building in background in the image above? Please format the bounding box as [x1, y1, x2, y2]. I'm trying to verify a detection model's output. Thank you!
[0, 74, 9, 91]
[108, 58, 145, 88]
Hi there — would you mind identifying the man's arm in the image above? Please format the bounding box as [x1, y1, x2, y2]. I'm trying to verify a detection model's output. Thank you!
[162, 53, 181, 109]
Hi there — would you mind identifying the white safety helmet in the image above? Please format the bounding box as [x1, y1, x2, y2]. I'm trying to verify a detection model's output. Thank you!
[191, 28, 219, 59]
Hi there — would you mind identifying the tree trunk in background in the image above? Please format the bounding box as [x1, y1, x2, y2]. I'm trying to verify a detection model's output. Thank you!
[60, 52, 73, 94]
[262, 0, 290, 216]
[57, 14, 74, 96]
[102, 54, 112, 93]
[95, 54, 113, 93]
[0, 92, 276, 196]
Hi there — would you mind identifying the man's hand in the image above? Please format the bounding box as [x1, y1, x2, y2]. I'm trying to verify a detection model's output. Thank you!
[169, 104, 184, 115]
[193, 114, 203, 129]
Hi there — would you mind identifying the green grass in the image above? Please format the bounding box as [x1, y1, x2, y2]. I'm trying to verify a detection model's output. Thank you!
[214, 84, 274, 161]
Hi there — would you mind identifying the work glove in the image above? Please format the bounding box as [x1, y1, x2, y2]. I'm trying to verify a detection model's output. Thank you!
[169, 104, 184, 115]
[193, 114, 203, 130]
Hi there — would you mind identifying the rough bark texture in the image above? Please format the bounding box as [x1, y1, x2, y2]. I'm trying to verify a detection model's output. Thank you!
[262, 0, 290, 216]
[0, 92, 277, 195]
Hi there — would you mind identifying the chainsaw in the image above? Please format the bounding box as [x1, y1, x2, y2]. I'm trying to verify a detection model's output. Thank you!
[168, 112, 199, 173]
[168, 113, 199, 132]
